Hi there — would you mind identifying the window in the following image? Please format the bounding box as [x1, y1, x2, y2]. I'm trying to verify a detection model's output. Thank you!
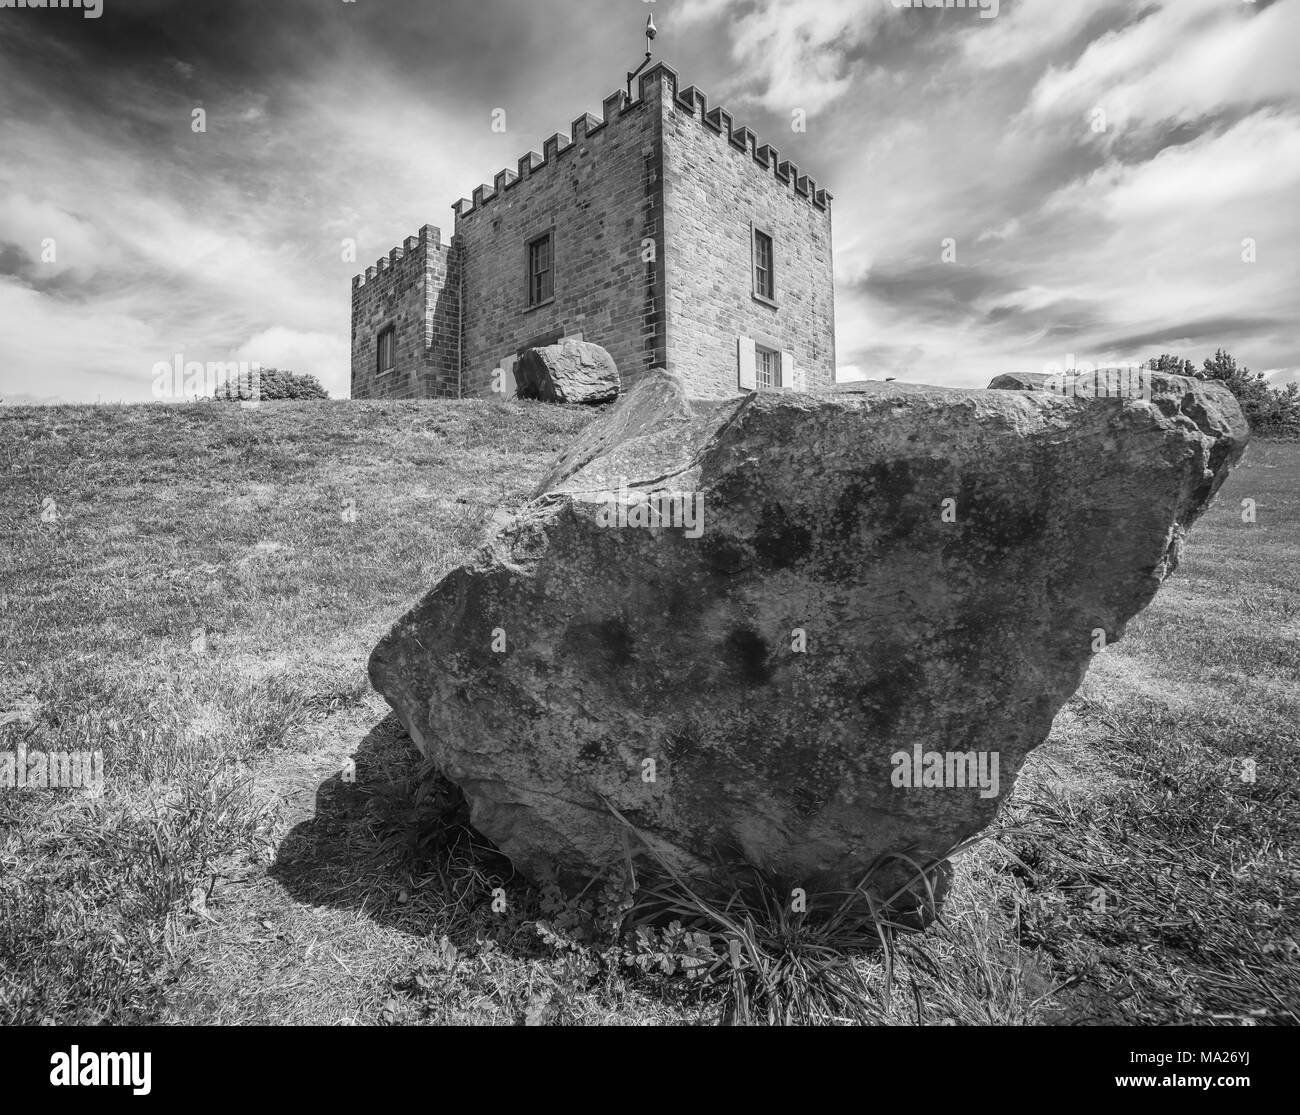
[527, 232, 554, 306]
[756, 344, 781, 389]
[752, 226, 775, 303]
[376, 325, 395, 374]
[738, 336, 796, 392]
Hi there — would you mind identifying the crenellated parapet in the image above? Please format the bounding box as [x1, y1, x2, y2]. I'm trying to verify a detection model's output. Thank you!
[450, 61, 831, 226]
[451, 84, 640, 224]
[352, 222, 452, 291]
[672, 77, 833, 213]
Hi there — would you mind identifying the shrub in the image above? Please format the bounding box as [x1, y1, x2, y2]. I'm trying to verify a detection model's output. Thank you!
[213, 367, 329, 401]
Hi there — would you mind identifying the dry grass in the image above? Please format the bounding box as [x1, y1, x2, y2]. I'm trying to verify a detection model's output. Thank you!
[1, 401, 1295, 1025]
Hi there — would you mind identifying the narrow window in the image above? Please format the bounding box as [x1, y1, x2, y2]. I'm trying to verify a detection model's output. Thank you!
[755, 344, 781, 389]
[527, 233, 554, 306]
[376, 325, 395, 374]
[752, 227, 774, 302]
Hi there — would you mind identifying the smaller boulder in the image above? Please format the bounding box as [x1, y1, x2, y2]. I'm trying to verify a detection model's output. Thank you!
[515, 341, 620, 405]
[987, 372, 1054, 391]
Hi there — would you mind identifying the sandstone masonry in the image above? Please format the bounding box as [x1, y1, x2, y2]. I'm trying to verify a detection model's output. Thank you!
[351, 225, 460, 400]
[350, 62, 834, 401]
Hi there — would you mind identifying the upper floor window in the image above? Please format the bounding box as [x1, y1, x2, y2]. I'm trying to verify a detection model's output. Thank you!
[376, 325, 395, 374]
[527, 232, 554, 307]
[752, 225, 775, 304]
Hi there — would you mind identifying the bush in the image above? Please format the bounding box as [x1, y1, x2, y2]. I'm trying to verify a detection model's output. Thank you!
[213, 367, 329, 401]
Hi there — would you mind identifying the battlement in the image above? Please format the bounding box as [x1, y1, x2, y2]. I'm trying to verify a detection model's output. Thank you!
[670, 74, 833, 213]
[351, 223, 450, 291]
[451, 81, 646, 224]
[450, 61, 831, 226]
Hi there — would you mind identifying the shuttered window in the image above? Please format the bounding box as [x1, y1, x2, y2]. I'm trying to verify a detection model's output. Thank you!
[740, 337, 800, 392]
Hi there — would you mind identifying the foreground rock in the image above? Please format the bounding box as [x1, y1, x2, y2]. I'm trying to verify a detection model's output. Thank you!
[369, 371, 1248, 910]
[515, 340, 620, 404]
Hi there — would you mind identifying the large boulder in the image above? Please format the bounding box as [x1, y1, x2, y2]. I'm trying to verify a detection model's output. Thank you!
[369, 370, 1248, 908]
[515, 340, 620, 404]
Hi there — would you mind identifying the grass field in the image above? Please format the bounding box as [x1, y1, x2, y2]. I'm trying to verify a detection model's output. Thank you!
[1, 400, 1296, 1025]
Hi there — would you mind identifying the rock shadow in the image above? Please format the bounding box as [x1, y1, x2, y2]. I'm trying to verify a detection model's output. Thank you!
[270, 711, 520, 944]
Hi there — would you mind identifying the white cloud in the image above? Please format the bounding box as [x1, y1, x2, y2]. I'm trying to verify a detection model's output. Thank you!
[677, 0, 882, 112]
[0, 279, 163, 401]
[0, 193, 121, 280]
[1025, 0, 1300, 138]
[962, 0, 1128, 69]
[1042, 111, 1300, 224]
[1263, 367, 1300, 388]
[975, 218, 1021, 244]
[977, 285, 1063, 314]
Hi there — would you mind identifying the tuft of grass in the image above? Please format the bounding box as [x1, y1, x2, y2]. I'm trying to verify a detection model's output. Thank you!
[0, 755, 277, 1024]
[605, 799, 1012, 1025]
[629, 866, 888, 1026]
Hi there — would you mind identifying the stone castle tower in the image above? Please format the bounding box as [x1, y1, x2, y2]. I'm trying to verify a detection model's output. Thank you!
[350, 62, 835, 401]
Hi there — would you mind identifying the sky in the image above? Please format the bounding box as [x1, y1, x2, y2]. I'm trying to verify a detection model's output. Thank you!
[1, 0, 1297, 403]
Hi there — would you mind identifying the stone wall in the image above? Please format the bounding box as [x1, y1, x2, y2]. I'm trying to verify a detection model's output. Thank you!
[661, 76, 836, 397]
[452, 70, 668, 398]
[350, 224, 460, 400]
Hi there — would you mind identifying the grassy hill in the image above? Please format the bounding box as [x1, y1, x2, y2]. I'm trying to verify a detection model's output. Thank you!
[1, 400, 1296, 1025]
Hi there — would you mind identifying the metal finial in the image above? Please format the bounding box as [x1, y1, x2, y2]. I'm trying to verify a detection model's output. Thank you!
[627, 14, 658, 97]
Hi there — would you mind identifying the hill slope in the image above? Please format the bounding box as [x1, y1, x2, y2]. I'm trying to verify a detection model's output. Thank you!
[1, 401, 1296, 1025]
